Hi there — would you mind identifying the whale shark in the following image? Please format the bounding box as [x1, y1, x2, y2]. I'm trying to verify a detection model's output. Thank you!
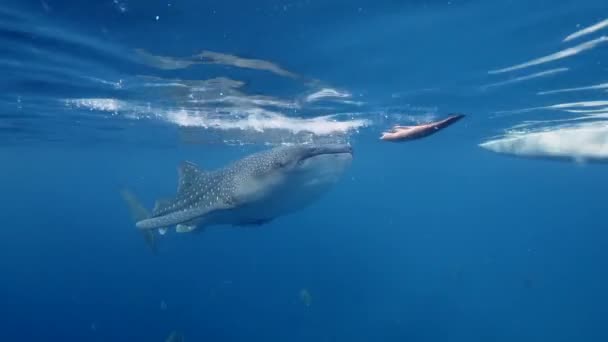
[122, 144, 352, 248]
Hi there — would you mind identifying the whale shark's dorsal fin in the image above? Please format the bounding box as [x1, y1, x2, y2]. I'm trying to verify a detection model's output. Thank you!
[177, 161, 206, 194]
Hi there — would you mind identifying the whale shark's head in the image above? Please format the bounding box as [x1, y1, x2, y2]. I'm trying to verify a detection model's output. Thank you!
[267, 143, 353, 175]
[233, 144, 353, 207]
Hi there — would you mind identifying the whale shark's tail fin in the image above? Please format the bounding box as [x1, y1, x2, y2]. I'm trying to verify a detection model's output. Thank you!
[120, 189, 158, 255]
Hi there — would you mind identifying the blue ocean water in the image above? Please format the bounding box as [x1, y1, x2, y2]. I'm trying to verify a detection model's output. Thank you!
[2, 0, 608, 341]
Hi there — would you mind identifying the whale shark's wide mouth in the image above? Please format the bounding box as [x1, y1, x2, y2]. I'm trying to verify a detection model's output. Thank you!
[299, 144, 353, 162]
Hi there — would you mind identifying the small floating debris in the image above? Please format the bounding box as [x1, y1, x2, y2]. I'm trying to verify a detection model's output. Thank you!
[165, 331, 184, 342]
[299, 288, 312, 307]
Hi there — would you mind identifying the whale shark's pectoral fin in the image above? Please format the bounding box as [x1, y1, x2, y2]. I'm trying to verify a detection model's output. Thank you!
[175, 217, 206, 233]
[175, 224, 197, 233]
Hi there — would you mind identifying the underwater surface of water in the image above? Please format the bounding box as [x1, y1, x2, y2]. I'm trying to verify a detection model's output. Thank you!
[1, 0, 608, 341]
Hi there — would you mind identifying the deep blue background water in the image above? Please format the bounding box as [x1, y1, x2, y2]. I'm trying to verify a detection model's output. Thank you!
[1, 0, 608, 341]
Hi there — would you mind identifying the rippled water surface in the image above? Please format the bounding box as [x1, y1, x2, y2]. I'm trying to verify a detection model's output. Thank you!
[2, 1, 608, 341]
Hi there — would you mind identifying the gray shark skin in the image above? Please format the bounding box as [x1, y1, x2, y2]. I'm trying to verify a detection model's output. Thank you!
[125, 144, 352, 236]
